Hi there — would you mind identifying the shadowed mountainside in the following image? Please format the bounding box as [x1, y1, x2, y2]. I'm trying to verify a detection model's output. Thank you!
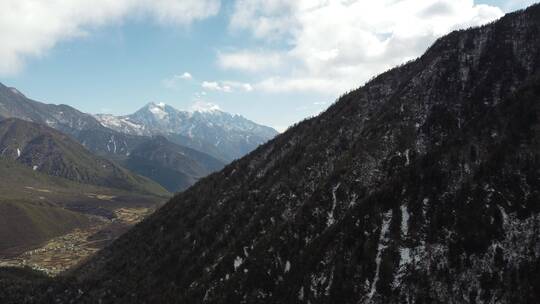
[122, 136, 225, 192]
[2, 4, 540, 304]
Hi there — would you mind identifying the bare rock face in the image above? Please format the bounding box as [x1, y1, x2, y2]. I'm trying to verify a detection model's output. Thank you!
[2, 4, 540, 304]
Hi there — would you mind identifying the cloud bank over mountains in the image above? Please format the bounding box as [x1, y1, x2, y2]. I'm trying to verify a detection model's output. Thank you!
[0, 0, 513, 96]
[223, 0, 504, 94]
[0, 0, 220, 74]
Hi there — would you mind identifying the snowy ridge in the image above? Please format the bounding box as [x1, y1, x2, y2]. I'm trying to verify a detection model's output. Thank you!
[94, 102, 278, 161]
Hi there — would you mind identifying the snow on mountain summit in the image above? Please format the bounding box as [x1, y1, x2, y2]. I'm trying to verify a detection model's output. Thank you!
[147, 102, 169, 120]
[95, 102, 278, 161]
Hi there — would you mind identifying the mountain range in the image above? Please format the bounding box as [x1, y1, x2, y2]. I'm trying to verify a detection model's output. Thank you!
[0, 83, 145, 157]
[3, 3, 540, 304]
[0, 82, 278, 163]
[0, 83, 276, 191]
[0, 75, 275, 261]
[96, 102, 278, 162]
[0, 118, 166, 195]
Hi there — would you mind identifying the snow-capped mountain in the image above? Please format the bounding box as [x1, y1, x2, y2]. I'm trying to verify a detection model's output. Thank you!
[0, 82, 103, 133]
[95, 102, 278, 161]
[0, 82, 148, 157]
[0, 82, 277, 162]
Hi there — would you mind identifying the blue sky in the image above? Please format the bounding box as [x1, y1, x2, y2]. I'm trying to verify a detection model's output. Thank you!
[0, 0, 536, 131]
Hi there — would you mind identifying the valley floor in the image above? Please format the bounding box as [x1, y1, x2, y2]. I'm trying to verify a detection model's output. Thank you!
[0, 207, 152, 276]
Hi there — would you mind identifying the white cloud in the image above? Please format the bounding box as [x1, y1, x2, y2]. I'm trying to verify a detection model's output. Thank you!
[201, 80, 253, 93]
[223, 81, 254, 92]
[190, 100, 221, 112]
[179, 72, 193, 80]
[217, 50, 284, 72]
[162, 71, 194, 88]
[229, 0, 504, 94]
[256, 76, 339, 93]
[0, 0, 220, 74]
[230, 0, 297, 39]
[194, 91, 207, 98]
[202, 81, 230, 92]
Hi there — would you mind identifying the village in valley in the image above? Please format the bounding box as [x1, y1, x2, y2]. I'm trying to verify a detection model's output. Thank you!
[0, 207, 152, 276]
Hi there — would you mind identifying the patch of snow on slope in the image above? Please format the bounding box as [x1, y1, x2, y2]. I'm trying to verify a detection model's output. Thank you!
[405, 148, 410, 166]
[234, 256, 244, 271]
[368, 209, 393, 300]
[401, 204, 409, 237]
[95, 114, 146, 135]
[121, 118, 144, 130]
[298, 286, 304, 300]
[398, 248, 411, 270]
[107, 136, 117, 153]
[396, 204, 412, 279]
[149, 104, 168, 120]
[422, 197, 429, 218]
[327, 183, 341, 226]
[96, 114, 122, 128]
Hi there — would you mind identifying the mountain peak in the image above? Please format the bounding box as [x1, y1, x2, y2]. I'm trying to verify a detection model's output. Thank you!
[147, 101, 166, 108]
[141, 102, 170, 120]
[97, 101, 278, 160]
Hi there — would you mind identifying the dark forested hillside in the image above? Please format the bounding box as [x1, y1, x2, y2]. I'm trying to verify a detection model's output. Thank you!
[122, 136, 225, 192]
[2, 4, 540, 304]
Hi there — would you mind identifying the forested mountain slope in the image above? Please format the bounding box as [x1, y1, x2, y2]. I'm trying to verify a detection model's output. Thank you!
[122, 136, 225, 192]
[3, 4, 540, 304]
